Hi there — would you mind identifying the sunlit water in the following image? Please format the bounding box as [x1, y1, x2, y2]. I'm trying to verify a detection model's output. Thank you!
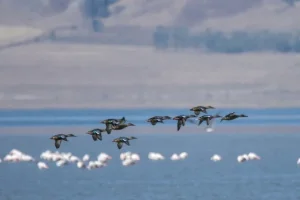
[0, 108, 300, 200]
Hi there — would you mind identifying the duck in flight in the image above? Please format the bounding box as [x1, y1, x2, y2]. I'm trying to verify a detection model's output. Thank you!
[197, 114, 222, 126]
[86, 129, 106, 141]
[50, 134, 76, 149]
[220, 112, 248, 122]
[146, 115, 171, 126]
[173, 115, 196, 131]
[112, 136, 137, 149]
[190, 106, 215, 116]
[100, 117, 126, 134]
[112, 123, 135, 130]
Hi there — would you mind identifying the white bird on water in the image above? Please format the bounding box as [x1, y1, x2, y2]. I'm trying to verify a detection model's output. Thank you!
[211, 154, 222, 162]
[37, 162, 49, 170]
[120, 152, 140, 166]
[82, 154, 90, 162]
[248, 152, 261, 160]
[170, 152, 188, 161]
[148, 152, 165, 161]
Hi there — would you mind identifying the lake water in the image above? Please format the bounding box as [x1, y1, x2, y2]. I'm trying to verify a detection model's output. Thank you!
[0, 108, 300, 200]
[0, 108, 300, 127]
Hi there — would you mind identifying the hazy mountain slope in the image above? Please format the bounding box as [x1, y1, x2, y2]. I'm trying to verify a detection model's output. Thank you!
[194, 0, 300, 32]
[105, 0, 300, 32]
[1, 0, 298, 31]
[0, 26, 42, 46]
[0, 0, 299, 48]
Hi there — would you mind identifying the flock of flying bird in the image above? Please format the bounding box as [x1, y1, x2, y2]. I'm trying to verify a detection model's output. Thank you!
[50, 105, 248, 149]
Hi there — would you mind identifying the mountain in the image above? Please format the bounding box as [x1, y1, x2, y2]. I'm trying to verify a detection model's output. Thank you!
[0, 0, 299, 31]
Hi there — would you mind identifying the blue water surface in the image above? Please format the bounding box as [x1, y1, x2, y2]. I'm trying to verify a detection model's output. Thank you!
[0, 133, 300, 200]
[0, 108, 299, 127]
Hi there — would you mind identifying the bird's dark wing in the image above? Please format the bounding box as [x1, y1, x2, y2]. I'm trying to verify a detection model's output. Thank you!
[55, 140, 61, 149]
[205, 119, 210, 126]
[124, 140, 130, 146]
[97, 133, 102, 141]
[182, 119, 186, 126]
[106, 123, 112, 130]
[177, 120, 182, 131]
[106, 123, 112, 134]
[208, 118, 215, 127]
[198, 119, 204, 126]
[92, 134, 97, 141]
[151, 121, 157, 126]
[119, 117, 126, 125]
[227, 112, 235, 117]
[117, 142, 123, 149]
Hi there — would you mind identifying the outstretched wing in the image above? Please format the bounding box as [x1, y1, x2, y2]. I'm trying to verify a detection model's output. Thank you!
[198, 119, 204, 126]
[117, 142, 123, 149]
[227, 112, 235, 117]
[97, 133, 102, 141]
[119, 117, 126, 125]
[151, 121, 157, 126]
[205, 119, 210, 126]
[194, 110, 200, 116]
[177, 120, 182, 131]
[92, 134, 97, 141]
[182, 119, 186, 126]
[124, 140, 130, 146]
[55, 140, 61, 149]
[106, 123, 112, 134]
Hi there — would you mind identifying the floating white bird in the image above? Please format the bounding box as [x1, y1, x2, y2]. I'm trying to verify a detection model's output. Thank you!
[56, 159, 68, 167]
[120, 151, 139, 166]
[97, 153, 112, 163]
[131, 153, 140, 161]
[122, 159, 136, 166]
[37, 162, 49, 170]
[4, 149, 35, 162]
[297, 158, 300, 165]
[248, 152, 261, 160]
[77, 161, 86, 169]
[179, 152, 188, 160]
[69, 156, 80, 163]
[82, 154, 90, 162]
[237, 155, 247, 163]
[120, 153, 127, 161]
[170, 153, 180, 161]
[237, 154, 250, 163]
[211, 154, 222, 162]
[148, 152, 165, 161]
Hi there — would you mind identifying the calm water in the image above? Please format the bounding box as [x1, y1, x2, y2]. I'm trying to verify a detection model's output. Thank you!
[0, 108, 300, 200]
[0, 108, 300, 127]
